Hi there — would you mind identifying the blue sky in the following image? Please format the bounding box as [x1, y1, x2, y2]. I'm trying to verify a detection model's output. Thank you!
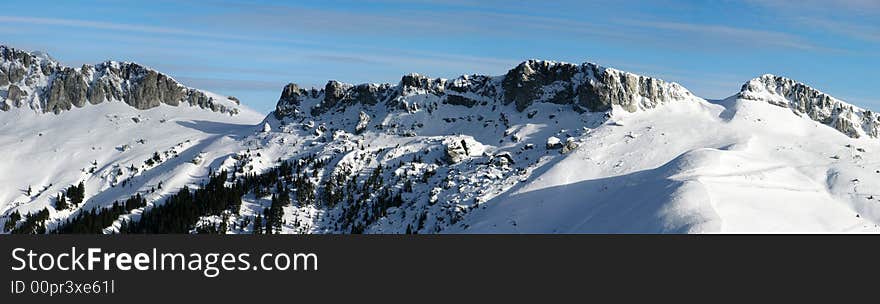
[0, 0, 877, 113]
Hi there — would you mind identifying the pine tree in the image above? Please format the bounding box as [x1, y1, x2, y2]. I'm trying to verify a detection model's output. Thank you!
[4, 211, 21, 232]
[254, 215, 263, 234]
[55, 193, 68, 210]
[65, 182, 85, 207]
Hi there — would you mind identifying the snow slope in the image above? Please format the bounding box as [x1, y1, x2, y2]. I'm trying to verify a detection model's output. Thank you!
[0, 100, 262, 228]
[452, 97, 880, 233]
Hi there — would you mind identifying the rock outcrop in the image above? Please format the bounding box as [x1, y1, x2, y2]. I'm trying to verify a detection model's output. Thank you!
[0, 45, 242, 115]
[444, 136, 486, 163]
[561, 137, 579, 154]
[546, 136, 563, 149]
[355, 111, 371, 134]
[739, 74, 880, 138]
[502, 60, 693, 113]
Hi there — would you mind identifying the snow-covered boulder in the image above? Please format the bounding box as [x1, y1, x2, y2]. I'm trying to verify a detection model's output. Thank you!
[546, 136, 562, 149]
[444, 136, 486, 163]
[561, 137, 579, 154]
[491, 152, 515, 167]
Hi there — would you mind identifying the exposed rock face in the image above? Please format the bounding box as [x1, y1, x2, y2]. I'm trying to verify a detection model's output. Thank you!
[322, 80, 349, 110]
[46, 67, 88, 113]
[272, 59, 694, 121]
[275, 83, 306, 119]
[351, 83, 392, 106]
[355, 111, 371, 134]
[502, 60, 581, 111]
[502, 60, 692, 112]
[6, 85, 23, 108]
[446, 74, 495, 107]
[7, 64, 26, 83]
[739, 74, 879, 138]
[561, 137, 579, 154]
[309, 81, 396, 116]
[400, 73, 446, 96]
[0, 45, 242, 115]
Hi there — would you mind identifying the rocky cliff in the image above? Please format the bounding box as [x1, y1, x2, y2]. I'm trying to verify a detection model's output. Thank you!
[0, 45, 241, 115]
[738, 74, 879, 138]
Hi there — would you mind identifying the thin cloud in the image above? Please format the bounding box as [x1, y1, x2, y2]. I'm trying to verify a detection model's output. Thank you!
[306, 54, 376, 64]
[623, 20, 825, 51]
[0, 16, 315, 45]
[174, 77, 286, 91]
[747, 0, 880, 14]
[745, 0, 879, 45]
[793, 17, 880, 44]
[193, 4, 836, 54]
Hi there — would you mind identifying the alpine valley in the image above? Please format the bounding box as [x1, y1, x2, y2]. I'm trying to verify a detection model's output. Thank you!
[2, 45, 878, 234]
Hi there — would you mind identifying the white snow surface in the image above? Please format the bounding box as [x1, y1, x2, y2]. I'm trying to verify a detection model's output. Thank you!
[452, 98, 880, 233]
[0, 100, 263, 231]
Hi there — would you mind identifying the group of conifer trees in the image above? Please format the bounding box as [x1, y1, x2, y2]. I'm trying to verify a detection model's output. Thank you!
[55, 181, 85, 210]
[7, 208, 50, 234]
[4, 150, 435, 234]
[55, 194, 147, 233]
[121, 170, 244, 233]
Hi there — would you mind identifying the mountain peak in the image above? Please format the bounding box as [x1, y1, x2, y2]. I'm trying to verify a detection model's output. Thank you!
[738, 74, 879, 138]
[0, 45, 244, 115]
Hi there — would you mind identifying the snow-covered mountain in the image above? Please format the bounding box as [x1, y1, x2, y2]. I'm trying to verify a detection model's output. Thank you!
[0, 45, 242, 114]
[1, 46, 878, 234]
[739, 74, 880, 138]
[0, 46, 264, 232]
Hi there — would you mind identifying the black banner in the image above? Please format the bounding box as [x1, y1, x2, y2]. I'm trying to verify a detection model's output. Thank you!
[0, 235, 876, 302]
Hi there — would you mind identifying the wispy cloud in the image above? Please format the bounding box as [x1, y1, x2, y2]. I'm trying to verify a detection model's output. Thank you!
[792, 17, 880, 44]
[174, 77, 286, 91]
[747, 0, 880, 14]
[193, 4, 840, 54]
[744, 0, 880, 46]
[622, 20, 827, 51]
[0, 16, 315, 45]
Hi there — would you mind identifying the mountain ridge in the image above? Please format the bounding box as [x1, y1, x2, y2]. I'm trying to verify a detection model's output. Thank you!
[273, 59, 698, 121]
[272, 59, 876, 140]
[0, 45, 245, 116]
